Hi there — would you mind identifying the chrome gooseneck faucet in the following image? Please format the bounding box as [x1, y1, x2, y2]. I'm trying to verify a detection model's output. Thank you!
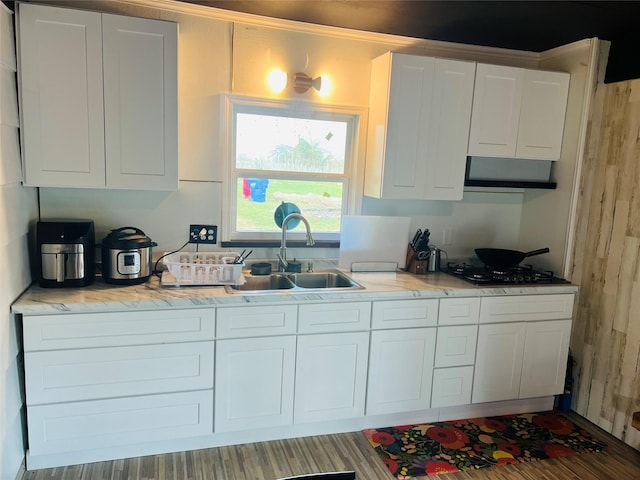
[278, 213, 314, 271]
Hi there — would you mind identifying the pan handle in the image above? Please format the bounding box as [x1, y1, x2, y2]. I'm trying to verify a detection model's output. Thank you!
[524, 248, 550, 257]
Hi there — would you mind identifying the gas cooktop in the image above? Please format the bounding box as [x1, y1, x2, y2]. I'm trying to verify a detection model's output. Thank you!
[442, 262, 570, 286]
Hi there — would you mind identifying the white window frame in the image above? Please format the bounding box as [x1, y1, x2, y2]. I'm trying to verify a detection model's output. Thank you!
[221, 94, 366, 243]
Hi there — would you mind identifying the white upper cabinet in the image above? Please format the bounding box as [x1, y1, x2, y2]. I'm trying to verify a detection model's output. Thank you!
[468, 63, 569, 160]
[364, 52, 475, 200]
[17, 3, 177, 189]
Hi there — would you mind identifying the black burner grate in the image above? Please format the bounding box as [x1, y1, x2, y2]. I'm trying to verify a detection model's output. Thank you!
[442, 262, 569, 285]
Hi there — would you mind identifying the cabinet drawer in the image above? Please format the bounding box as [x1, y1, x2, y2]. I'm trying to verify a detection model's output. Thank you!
[23, 308, 215, 351]
[431, 366, 474, 408]
[479, 294, 574, 323]
[298, 302, 371, 333]
[216, 305, 297, 338]
[27, 390, 213, 455]
[25, 342, 214, 405]
[438, 297, 480, 325]
[372, 299, 438, 329]
[434, 325, 478, 367]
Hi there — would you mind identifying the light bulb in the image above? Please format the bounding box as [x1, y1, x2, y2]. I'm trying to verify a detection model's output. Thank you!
[317, 75, 332, 97]
[267, 69, 287, 93]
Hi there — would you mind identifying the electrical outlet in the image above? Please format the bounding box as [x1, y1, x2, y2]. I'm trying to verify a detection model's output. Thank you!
[442, 227, 453, 245]
[189, 225, 217, 244]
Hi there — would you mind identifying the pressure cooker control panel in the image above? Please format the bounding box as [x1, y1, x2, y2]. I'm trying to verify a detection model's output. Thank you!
[117, 251, 141, 275]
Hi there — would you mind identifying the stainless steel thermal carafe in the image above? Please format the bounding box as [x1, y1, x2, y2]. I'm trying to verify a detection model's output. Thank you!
[426, 247, 442, 272]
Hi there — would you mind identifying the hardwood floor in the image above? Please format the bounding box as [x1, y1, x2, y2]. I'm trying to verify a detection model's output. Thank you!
[17, 412, 640, 480]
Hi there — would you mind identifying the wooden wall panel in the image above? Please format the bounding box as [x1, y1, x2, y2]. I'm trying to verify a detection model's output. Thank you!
[571, 76, 640, 448]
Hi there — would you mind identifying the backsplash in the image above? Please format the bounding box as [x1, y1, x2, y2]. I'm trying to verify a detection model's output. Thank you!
[39, 181, 524, 265]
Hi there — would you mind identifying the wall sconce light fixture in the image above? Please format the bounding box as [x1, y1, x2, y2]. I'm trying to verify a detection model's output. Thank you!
[267, 69, 328, 96]
[292, 72, 322, 94]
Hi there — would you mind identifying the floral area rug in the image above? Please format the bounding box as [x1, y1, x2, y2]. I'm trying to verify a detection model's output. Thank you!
[363, 411, 608, 478]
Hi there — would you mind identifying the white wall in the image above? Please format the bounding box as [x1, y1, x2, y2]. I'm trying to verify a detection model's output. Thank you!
[0, 4, 38, 478]
[520, 39, 600, 278]
[37, 0, 544, 265]
[362, 190, 524, 261]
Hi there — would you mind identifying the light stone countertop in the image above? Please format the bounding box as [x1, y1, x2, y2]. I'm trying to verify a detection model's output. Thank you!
[11, 266, 578, 315]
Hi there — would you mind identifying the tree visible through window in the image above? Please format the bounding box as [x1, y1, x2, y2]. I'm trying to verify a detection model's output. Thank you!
[223, 96, 360, 242]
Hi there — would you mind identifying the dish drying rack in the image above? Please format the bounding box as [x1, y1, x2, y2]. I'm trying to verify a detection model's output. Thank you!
[162, 251, 245, 286]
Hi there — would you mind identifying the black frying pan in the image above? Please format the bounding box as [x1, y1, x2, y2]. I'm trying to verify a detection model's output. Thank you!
[475, 248, 550, 271]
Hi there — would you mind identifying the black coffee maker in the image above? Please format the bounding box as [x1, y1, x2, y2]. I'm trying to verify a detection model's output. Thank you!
[36, 220, 95, 287]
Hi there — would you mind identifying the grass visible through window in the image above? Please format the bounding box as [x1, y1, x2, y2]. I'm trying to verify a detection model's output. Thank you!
[237, 178, 342, 232]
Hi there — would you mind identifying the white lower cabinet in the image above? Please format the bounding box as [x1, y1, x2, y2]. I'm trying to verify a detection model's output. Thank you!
[22, 308, 215, 465]
[367, 328, 437, 415]
[214, 336, 296, 432]
[18, 292, 576, 469]
[473, 294, 574, 404]
[294, 332, 369, 423]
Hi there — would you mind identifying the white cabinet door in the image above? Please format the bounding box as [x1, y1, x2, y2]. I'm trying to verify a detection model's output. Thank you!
[516, 69, 570, 160]
[371, 52, 435, 199]
[18, 3, 105, 187]
[424, 58, 476, 199]
[102, 14, 177, 190]
[364, 52, 474, 200]
[519, 319, 571, 398]
[468, 63, 524, 158]
[294, 332, 369, 423]
[367, 328, 436, 415]
[215, 336, 296, 432]
[472, 322, 526, 403]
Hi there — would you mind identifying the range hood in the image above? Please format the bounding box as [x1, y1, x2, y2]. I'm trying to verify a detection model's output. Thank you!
[464, 157, 556, 189]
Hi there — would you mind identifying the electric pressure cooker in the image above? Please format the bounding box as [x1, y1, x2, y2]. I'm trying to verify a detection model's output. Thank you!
[101, 227, 157, 284]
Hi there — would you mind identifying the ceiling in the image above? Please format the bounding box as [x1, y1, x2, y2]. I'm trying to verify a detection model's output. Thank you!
[182, 0, 640, 83]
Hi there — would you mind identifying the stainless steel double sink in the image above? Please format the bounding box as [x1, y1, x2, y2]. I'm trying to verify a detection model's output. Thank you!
[225, 269, 364, 294]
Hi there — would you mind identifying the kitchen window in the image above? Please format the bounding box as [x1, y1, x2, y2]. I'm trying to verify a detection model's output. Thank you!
[221, 95, 364, 244]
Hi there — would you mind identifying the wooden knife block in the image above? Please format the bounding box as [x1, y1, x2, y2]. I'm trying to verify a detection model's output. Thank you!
[405, 244, 427, 274]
